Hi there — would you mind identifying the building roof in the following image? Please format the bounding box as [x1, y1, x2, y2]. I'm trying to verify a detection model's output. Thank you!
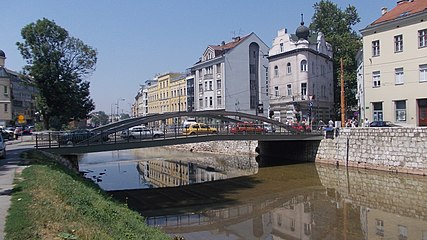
[0, 49, 5, 58]
[370, 0, 427, 26]
[209, 34, 250, 56]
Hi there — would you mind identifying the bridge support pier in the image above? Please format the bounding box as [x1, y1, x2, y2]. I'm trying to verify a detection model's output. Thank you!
[61, 154, 80, 172]
[257, 140, 321, 166]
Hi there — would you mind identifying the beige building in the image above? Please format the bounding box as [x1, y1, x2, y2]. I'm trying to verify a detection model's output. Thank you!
[268, 21, 333, 124]
[360, 0, 427, 127]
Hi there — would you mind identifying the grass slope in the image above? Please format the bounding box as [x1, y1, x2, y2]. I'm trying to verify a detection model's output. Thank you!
[5, 150, 171, 240]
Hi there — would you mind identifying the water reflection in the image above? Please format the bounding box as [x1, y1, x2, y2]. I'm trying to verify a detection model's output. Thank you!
[79, 147, 258, 190]
[79, 149, 427, 239]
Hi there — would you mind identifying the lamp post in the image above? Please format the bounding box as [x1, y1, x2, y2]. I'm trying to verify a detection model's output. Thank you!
[116, 98, 125, 122]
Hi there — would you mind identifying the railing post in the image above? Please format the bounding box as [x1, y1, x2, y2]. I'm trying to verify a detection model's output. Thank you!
[35, 133, 38, 149]
[48, 132, 52, 148]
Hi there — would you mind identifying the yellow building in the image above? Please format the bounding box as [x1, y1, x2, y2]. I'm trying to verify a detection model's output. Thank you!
[360, 0, 427, 127]
[145, 72, 187, 125]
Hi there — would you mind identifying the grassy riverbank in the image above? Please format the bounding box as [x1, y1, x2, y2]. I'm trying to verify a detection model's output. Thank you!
[5, 150, 171, 240]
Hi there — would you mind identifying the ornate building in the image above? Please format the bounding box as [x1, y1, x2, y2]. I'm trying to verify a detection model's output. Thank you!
[268, 18, 334, 124]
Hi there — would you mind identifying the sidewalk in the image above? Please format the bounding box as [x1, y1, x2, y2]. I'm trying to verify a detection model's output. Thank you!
[0, 136, 35, 239]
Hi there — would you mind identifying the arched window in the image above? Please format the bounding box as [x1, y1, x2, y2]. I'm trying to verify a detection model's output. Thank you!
[287, 62, 292, 74]
[274, 66, 279, 77]
[300, 60, 308, 72]
[279, 40, 284, 52]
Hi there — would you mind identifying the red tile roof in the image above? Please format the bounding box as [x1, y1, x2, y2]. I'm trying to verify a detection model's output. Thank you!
[209, 34, 250, 55]
[371, 0, 427, 26]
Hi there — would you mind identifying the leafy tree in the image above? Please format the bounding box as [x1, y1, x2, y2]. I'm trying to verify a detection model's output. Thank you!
[90, 111, 109, 126]
[119, 113, 131, 120]
[16, 18, 97, 130]
[310, 0, 361, 119]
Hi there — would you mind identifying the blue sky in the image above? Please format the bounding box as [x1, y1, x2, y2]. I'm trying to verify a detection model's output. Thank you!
[1, 0, 395, 114]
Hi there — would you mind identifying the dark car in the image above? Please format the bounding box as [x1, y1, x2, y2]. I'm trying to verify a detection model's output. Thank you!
[58, 129, 109, 145]
[369, 121, 400, 127]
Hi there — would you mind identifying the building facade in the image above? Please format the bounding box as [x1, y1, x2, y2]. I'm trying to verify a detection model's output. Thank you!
[0, 49, 37, 127]
[190, 33, 269, 117]
[268, 22, 334, 124]
[360, 0, 427, 127]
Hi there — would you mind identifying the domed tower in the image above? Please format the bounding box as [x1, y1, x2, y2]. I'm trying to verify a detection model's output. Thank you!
[0, 49, 5, 67]
[295, 14, 309, 40]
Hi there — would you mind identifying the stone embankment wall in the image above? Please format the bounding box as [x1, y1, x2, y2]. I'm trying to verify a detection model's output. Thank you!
[316, 127, 427, 175]
[164, 140, 259, 156]
[316, 163, 427, 221]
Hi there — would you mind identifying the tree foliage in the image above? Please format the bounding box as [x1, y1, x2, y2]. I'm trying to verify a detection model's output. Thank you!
[310, 0, 361, 119]
[17, 18, 97, 130]
[90, 111, 109, 126]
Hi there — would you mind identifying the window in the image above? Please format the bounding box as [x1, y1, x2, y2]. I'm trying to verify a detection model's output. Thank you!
[376, 219, 384, 237]
[395, 68, 404, 85]
[4, 103, 7, 112]
[274, 86, 279, 97]
[204, 81, 208, 91]
[373, 102, 383, 121]
[216, 80, 221, 89]
[217, 96, 222, 106]
[280, 42, 284, 52]
[287, 62, 291, 74]
[206, 66, 213, 74]
[301, 83, 307, 97]
[394, 35, 403, 52]
[420, 64, 427, 82]
[209, 81, 212, 90]
[419, 29, 427, 48]
[300, 60, 308, 72]
[287, 84, 292, 96]
[198, 84, 203, 93]
[398, 225, 408, 240]
[372, 40, 380, 56]
[205, 97, 208, 107]
[395, 100, 406, 122]
[373, 71, 381, 88]
[3, 86, 7, 95]
[250, 64, 256, 74]
[274, 66, 279, 77]
[209, 97, 213, 107]
[199, 98, 203, 108]
[216, 63, 221, 73]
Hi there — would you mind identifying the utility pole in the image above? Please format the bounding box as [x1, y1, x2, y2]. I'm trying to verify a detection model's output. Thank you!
[340, 57, 345, 127]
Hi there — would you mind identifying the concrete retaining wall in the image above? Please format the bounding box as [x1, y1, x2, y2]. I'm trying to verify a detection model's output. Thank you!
[315, 127, 427, 175]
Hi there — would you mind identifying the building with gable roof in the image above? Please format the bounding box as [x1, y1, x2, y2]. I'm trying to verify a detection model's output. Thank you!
[190, 33, 269, 117]
[360, 0, 427, 127]
[268, 18, 334, 124]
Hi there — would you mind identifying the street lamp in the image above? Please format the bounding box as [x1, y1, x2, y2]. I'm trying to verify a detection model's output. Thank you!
[116, 98, 125, 122]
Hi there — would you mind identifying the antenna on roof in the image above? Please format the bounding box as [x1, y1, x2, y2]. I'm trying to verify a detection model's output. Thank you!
[300, 13, 304, 25]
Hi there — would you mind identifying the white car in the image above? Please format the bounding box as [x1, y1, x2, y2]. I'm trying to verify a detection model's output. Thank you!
[121, 127, 164, 140]
[0, 134, 6, 158]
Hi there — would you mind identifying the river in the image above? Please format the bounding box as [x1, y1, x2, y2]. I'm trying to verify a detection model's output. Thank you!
[79, 147, 427, 240]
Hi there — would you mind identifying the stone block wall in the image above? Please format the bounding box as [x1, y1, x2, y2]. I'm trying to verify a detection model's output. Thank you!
[164, 140, 259, 156]
[316, 163, 427, 221]
[316, 127, 427, 175]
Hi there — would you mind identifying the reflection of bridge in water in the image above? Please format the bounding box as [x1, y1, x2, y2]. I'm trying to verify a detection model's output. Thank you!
[110, 163, 427, 239]
[35, 110, 323, 155]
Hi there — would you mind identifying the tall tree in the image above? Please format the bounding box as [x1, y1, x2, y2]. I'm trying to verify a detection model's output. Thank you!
[17, 18, 97, 130]
[310, 0, 361, 119]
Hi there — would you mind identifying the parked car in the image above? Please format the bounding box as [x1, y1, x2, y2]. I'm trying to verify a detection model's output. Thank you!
[182, 123, 217, 135]
[0, 134, 6, 158]
[58, 129, 109, 145]
[230, 122, 266, 134]
[369, 121, 401, 127]
[1, 130, 13, 141]
[121, 127, 165, 139]
[263, 123, 276, 133]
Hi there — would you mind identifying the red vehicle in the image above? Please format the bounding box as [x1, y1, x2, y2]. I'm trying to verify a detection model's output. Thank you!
[230, 122, 266, 134]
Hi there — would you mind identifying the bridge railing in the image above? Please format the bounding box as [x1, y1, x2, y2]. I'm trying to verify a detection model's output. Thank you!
[34, 123, 322, 150]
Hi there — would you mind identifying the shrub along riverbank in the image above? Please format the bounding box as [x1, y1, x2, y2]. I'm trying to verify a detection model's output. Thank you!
[5, 150, 170, 240]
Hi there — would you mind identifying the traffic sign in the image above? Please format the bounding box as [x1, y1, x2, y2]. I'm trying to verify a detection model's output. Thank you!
[18, 114, 25, 123]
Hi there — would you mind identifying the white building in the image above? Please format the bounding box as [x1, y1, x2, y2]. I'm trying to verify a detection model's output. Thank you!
[268, 20, 334, 124]
[360, 0, 427, 127]
[190, 33, 269, 117]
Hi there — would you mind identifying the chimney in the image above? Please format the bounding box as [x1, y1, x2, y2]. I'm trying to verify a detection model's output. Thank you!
[221, 41, 225, 46]
[232, 36, 241, 42]
[381, 7, 388, 15]
[397, 0, 408, 4]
